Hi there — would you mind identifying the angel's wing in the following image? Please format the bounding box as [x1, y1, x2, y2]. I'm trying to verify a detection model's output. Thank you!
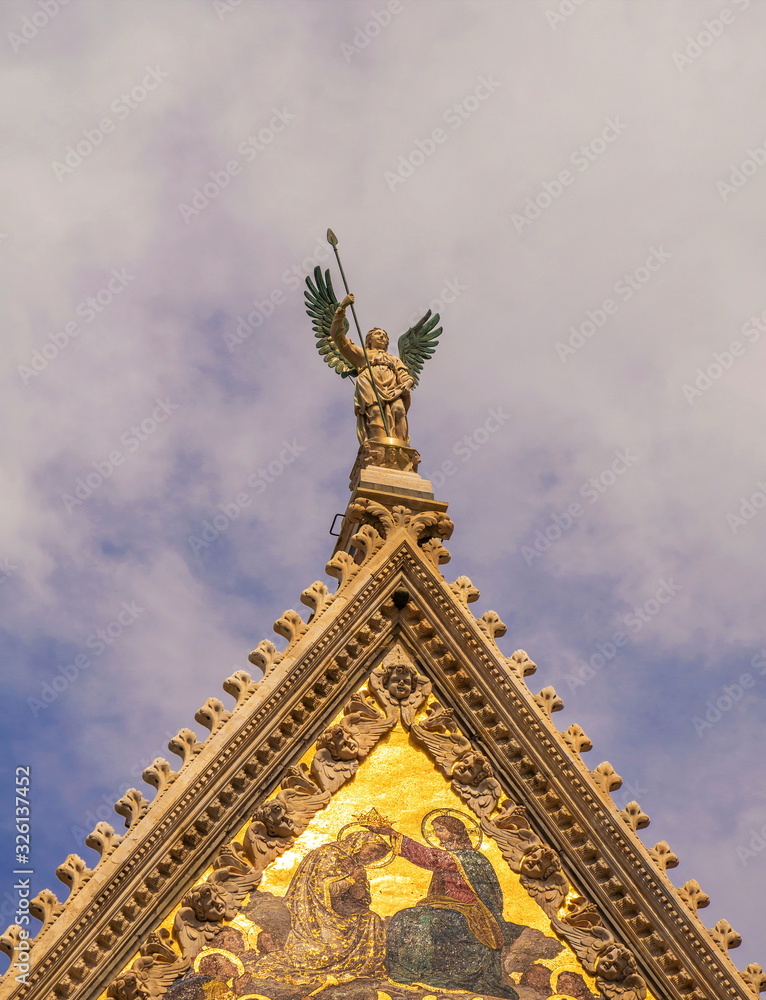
[343, 692, 396, 755]
[397, 310, 442, 386]
[304, 266, 357, 378]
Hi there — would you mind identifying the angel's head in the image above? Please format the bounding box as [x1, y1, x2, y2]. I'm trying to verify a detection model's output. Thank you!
[317, 724, 359, 761]
[519, 844, 561, 881]
[380, 660, 418, 701]
[184, 881, 227, 923]
[450, 750, 493, 787]
[365, 328, 389, 350]
[107, 971, 150, 1000]
[596, 944, 634, 982]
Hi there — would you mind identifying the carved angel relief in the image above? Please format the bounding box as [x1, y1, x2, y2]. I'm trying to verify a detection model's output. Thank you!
[174, 867, 260, 959]
[411, 702, 502, 818]
[311, 690, 396, 793]
[368, 644, 431, 727]
[107, 930, 189, 1000]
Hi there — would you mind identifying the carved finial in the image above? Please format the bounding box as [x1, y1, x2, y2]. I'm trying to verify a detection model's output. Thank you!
[325, 550, 359, 590]
[194, 697, 231, 734]
[114, 789, 149, 830]
[273, 609, 307, 648]
[29, 889, 63, 931]
[508, 649, 537, 679]
[709, 918, 742, 954]
[55, 854, 92, 897]
[562, 723, 593, 756]
[676, 878, 710, 915]
[420, 536, 451, 568]
[449, 576, 480, 606]
[648, 841, 679, 872]
[168, 727, 202, 766]
[142, 759, 176, 797]
[300, 580, 333, 619]
[346, 500, 453, 545]
[248, 638, 281, 678]
[85, 821, 123, 861]
[590, 761, 623, 795]
[534, 686, 564, 719]
[350, 523, 384, 561]
[476, 610, 507, 645]
[741, 963, 766, 995]
[619, 801, 650, 831]
[0, 925, 25, 960]
[223, 669, 258, 707]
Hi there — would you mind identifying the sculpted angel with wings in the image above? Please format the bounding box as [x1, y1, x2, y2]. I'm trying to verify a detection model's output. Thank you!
[305, 267, 442, 447]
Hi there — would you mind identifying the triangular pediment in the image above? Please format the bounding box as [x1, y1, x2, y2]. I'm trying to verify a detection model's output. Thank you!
[2, 488, 762, 1000]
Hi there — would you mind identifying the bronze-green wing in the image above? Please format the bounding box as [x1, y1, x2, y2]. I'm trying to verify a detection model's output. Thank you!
[397, 310, 442, 387]
[304, 266, 357, 378]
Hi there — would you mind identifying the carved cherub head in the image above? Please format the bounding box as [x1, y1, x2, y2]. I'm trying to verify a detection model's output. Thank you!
[520, 844, 561, 881]
[183, 881, 228, 923]
[317, 724, 360, 761]
[252, 800, 297, 839]
[107, 971, 150, 1000]
[450, 750, 493, 787]
[596, 943, 634, 982]
[380, 660, 418, 701]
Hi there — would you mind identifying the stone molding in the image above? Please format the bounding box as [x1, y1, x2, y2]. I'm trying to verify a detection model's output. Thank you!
[1, 511, 761, 1000]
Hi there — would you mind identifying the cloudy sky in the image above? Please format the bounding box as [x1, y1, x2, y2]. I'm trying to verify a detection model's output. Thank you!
[2, 0, 765, 978]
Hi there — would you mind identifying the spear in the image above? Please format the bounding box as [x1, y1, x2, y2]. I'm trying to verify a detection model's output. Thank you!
[326, 228, 392, 439]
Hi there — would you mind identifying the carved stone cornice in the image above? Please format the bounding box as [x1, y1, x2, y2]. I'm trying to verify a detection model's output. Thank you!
[1, 521, 759, 1000]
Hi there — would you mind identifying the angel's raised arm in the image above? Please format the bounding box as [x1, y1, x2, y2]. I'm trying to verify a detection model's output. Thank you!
[330, 298, 365, 370]
[304, 266, 359, 379]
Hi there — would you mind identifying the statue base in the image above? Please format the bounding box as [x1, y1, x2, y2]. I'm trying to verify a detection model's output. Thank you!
[335, 442, 447, 556]
[348, 439, 423, 492]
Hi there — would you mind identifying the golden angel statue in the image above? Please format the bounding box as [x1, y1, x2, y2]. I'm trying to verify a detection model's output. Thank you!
[304, 266, 442, 450]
